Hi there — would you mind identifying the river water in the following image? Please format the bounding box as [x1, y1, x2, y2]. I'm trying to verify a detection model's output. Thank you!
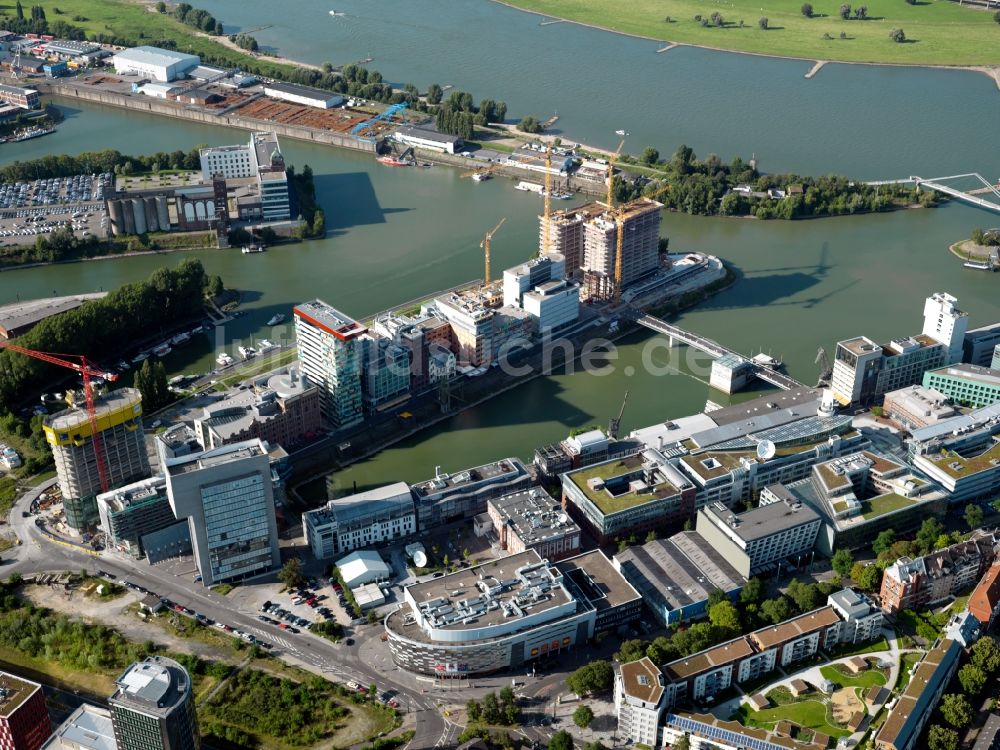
[0, 0, 998, 492]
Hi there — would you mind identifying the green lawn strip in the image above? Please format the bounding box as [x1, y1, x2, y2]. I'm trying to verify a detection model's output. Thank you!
[741, 698, 851, 738]
[895, 652, 923, 691]
[820, 663, 887, 689]
[824, 636, 890, 659]
[498, 0, 1000, 65]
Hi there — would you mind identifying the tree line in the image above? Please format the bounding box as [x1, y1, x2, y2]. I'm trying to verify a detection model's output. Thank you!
[0, 146, 205, 183]
[434, 91, 508, 138]
[164, 2, 224, 35]
[0, 258, 214, 408]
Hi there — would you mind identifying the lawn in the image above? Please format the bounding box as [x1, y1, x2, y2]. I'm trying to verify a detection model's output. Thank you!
[741, 698, 851, 738]
[895, 652, 923, 690]
[820, 664, 887, 690]
[499, 0, 1000, 65]
[825, 636, 890, 658]
[860, 493, 916, 519]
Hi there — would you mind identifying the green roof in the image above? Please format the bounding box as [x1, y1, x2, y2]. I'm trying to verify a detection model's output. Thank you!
[860, 493, 917, 520]
[929, 441, 1000, 479]
[567, 457, 680, 515]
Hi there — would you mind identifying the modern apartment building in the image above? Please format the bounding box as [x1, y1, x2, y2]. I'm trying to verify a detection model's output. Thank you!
[923, 363, 1000, 408]
[522, 280, 580, 334]
[581, 198, 662, 300]
[538, 202, 604, 275]
[303, 482, 416, 559]
[373, 312, 454, 393]
[487, 487, 582, 561]
[502, 254, 566, 307]
[432, 292, 494, 367]
[108, 657, 199, 750]
[695, 498, 821, 577]
[43, 388, 149, 531]
[880, 531, 999, 614]
[0, 672, 51, 750]
[360, 335, 411, 412]
[922, 292, 968, 364]
[294, 300, 367, 428]
[164, 439, 280, 586]
[614, 658, 666, 748]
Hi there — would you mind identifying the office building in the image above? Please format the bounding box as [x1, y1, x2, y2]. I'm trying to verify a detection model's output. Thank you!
[879, 531, 998, 614]
[538, 202, 604, 275]
[42, 704, 117, 750]
[522, 280, 580, 334]
[613, 531, 747, 626]
[973, 714, 1000, 750]
[0, 84, 39, 110]
[198, 132, 290, 221]
[882, 385, 957, 430]
[534, 427, 641, 478]
[695, 498, 821, 578]
[195, 366, 321, 450]
[487, 487, 582, 561]
[294, 300, 367, 428]
[164, 440, 280, 586]
[908, 402, 1000, 503]
[0, 672, 51, 750]
[923, 363, 1000, 408]
[97, 476, 186, 560]
[764, 450, 948, 555]
[108, 657, 198, 750]
[922, 292, 968, 364]
[385, 549, 641, 676]
[304, 482, 416, 560]
[410, 457, 533, 527]
[502, 254, 566, 308]
[43, 388, 149, 531]
[110, 46, 199, 82]
[969, 562, 1000, 631]
[262, 82, 343, 109]
[373, 311, 454, 393]
[361, 335, 411, 412]
[964, 322, 1000, 367]
[874, 639, 962, 750]
[582, 198, 662, 300]
[198, 144, 254, 181]
[614, 658, 665, 748]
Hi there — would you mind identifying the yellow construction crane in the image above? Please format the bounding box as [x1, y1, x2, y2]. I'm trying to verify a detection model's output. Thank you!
[542, 145, 553, 255]
[480, 217, 506, 285]
[611, 182, 671, 308]
[606, 139, 625, 208]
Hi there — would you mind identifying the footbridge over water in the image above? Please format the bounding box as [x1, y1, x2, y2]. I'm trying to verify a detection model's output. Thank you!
[636, 314, 806, 392]
[865, 173, 1000, 213]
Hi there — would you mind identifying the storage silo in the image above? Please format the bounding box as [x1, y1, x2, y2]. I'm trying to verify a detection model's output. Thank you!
[155, 195, 170, 231]
[144, 197, 159, 233]
[122, 199, 136, 235]
[107, 199, 125, 236]
[131, 198, 147, 235]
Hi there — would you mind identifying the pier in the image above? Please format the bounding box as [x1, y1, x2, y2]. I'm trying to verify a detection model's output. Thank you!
[635, 313, 805, 391]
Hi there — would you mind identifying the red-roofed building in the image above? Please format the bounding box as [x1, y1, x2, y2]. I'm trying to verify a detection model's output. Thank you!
[969, 562, 1000, 631]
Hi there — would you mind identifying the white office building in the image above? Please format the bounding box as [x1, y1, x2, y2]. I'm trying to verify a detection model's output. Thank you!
[164, 439, 280, 586]
[922, 292, 969, 364]
[199, 144, 254, 181]
[111, 46, 200, 82]
[304, 482, 416, 559]
[522, 279, 580, 334]
[502, 254, 566, 308]
[614, 657, 665, 747]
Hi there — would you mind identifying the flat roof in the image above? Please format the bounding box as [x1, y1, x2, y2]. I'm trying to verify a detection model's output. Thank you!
[0, 292, 106, 336]
[264, 81, 342, 101]
[294, 299, 367, 341]
[110, 656, 189, 716]
[309, 482, 413, 527]
[114, 46, 199, 67]
[42, 704, 116, 750]
[0, 671, 42, 719]
[619, 657, 664, 704]
[489, 487, 580, 545]
[97, 476, 167, 513]
[555, 549, 642, 613]
[750, 606, 840, 650]
[165, 439, 266, 476]
[702, 499, 819, 542]
[396, 125, 463, 144]
[662, 636, 755, 681]
[838, 336, 882, 357]
[565, 454, 682, 514]
[44, 387, 142, 433]
[411, 458, 525, 498]
[927, 363, 1000, 387]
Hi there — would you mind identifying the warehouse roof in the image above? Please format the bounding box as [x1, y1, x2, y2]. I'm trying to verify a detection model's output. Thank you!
[264, 81, 341, 101]
[113, 46, 199, 68]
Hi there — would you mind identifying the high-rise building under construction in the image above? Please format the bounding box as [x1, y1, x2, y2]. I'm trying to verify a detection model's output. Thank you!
[43, 387, 149, 531]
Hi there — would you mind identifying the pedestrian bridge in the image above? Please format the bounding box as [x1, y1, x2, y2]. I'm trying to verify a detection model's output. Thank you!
[865, 173, 1000, 213]
[636, 314, 805, 391]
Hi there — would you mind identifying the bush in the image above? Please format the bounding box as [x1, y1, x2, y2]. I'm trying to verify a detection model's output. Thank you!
[801, 3, 813, 16]
[889, 27, 906, 42]
[839, 3, 852, 18]
[758, 16, 769, 28]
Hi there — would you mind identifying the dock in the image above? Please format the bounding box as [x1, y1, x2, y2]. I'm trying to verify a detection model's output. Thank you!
[804, 60, 827, 79]
[657, 43, 680, 53]
[539, 18, 564, 25]
[542, 113, 559, 129]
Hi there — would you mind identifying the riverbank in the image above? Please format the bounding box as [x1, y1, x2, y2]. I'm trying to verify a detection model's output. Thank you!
[489, 0, 1000, 69]
[949, 239, 999, 264]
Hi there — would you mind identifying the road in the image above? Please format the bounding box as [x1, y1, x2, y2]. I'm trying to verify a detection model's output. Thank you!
[5, 488, 452, 750]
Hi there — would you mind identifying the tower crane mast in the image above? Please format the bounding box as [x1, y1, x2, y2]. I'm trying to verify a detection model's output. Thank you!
[480, 217, 506, 286]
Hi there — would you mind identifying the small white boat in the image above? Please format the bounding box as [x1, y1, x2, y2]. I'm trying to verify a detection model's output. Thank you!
[238, 346, 257, 360]
[615, 129, 626, 136]
[170, 332, 191, 347]
[117, 360, 130, 371]
[752, 352, 783, 369]
[131, 351, 150, 364]
[329, 9, 345, 16]
[472, 172, 491, 182]
[515, 181, 544, 194]
[257, 339, 278, 353]
[267, 313, 285, 326]
[241, 244, 265, 254]
[216, 353, 234, 367]
[152, 343, 172, 358]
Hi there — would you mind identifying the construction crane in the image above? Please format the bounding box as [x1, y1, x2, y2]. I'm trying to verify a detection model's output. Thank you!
[608, 389, 630, 440]
[606, 139, 626, 208]
[542, 145, 553, 255]
[0, 341, 118, 493]
[480, 217, 506, 286]
[611, 182, 671, 308]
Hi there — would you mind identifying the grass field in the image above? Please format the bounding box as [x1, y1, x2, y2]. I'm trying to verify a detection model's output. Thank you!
[499, 0, 1000, 65]
[741, 699, 852, 738]
[820, 663, 887, 689]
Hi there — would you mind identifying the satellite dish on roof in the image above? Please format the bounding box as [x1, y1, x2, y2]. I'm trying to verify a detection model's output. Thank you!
[757, 439, 776, 461]
[557, 513, 568, 524]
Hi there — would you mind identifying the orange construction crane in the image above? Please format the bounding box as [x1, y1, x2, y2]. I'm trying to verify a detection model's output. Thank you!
[612, 182, 671, 308]
[542, 146, 553, 255]
[480, 217, 506, 285]
[0, 341, 118, 493]
[606, 139, 626, 208]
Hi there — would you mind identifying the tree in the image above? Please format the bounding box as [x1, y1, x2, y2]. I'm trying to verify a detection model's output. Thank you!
[839, 3, 851, 18]
[673, 735, 691, 750]
[549, 730, 574, 750]
[959, 663, 987, 695]
[710, 11, 725, 25]
[740, 577, 764, 605]
[801, 3, 813, 15]
[786, 579, 820, 613]
[155, 1, 166, 11]
[567, 661, 614, 696]
[965, 504, 984, 530]
[916, 518, 945, 554]
[518, 116, 543, 134]
[641, 147, 660, 166]
[615, 639, 646, 663]
[758, 16, 768, 28]
[278, 558, 305, 589]
[889, 28, 906, 43]
[708, 600, 741, 637]
[940, 694, 973, 728]
[426, 83, 443, 104]
[854, 564, 882, 592]
[707, 588, 728, 608]
[873, 529, 896, 556]
[761, 597, 791, 625]
[994, 10, 1000, 23]
[573, 705, 594, 729]
[645, 530, 658, 543]
[971, 636, 1000, 673]
[854, 5, 868, 18]
[15, 1, 24, 20]
[832, 548, 854, 577]
[928, 725, 959, 750]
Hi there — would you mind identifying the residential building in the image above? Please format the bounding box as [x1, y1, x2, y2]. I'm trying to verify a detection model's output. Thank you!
[294, 300, 367, 428]
[487, 487, 581, 561]
[882, 385, 957, 430]
[538, 202, 604, 275]
[373, 312, 453, 393]
[964, 322, 1000, 367]
[879, 531, 999, 614]
[164, 439, 281, 586]
[384, 549, 641, 675]
[613, 531, 747, 626]
[335, 549, 391, 589]
[695, 498, 821, 577]
[43, 388, 149, 531]
[410, 457, 533, 527]
[430, 292, 493, 367]
[262, 82, 343, 109]
[360, 335, 411, 413]
[874, 638, 962, 750]
[42, 704, 117, 750]
[110, 46, 199, 82]
[614, 658, 665, 748]
[391, 126, 464, 154]
[108, 657, 198, 750]
[969, 562, 1000, 630]
[923, 363, 1000, 408]
[303, 482, 416, 559]
[97, 476, 186, 560]
[828, 588, 884, 643]
[0, 672, 51, 750]
[194, 366, 321, 450]
[0, 84, 39, 109]
[922, 292, 968, 364]
[581, 198, 662, 301]
[767, 450, 948, 555]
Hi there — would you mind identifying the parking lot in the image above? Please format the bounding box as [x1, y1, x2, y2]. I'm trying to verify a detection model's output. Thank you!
[0, 173, 111, 245]
[0, 172, 112, 208]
